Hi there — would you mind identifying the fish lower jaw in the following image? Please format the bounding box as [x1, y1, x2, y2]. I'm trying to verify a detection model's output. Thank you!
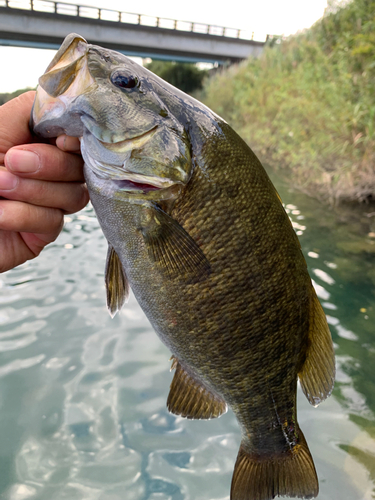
[112, 175, 176, 193]
[113, 179, 161, 193]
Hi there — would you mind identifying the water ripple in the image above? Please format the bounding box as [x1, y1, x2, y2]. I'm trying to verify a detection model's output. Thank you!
[0, 354, 45, 377]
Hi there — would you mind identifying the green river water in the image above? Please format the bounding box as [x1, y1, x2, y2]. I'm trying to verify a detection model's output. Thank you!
[0, 171, 375, 500]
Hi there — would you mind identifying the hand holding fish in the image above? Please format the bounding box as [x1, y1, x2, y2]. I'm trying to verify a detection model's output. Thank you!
[0, 91, 89, 273]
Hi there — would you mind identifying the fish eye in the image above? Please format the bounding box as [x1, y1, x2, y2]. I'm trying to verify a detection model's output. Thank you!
[111, 71, 138, 90]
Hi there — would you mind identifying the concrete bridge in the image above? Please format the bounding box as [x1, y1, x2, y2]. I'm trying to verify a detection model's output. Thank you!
[0, 0, 265, 63]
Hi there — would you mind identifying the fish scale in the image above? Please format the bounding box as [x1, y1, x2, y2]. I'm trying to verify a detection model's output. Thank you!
[158, 127, 307, 446]
[32, 33, 335, 500]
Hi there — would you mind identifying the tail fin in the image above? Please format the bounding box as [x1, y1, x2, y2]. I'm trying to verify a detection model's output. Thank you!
[230, 427, 318, 500]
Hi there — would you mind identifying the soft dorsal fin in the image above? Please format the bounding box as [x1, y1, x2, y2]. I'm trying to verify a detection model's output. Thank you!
[167, 357, 227, 419]
[105, 244, 129, 318]
[298, 285, 335, 406]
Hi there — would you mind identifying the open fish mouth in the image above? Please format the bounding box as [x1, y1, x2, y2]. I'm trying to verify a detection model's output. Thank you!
[81, 132, 179, 194]
[83, 125, 180, 193]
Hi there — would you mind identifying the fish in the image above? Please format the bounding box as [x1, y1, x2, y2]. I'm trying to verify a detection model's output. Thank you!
[31, 33, 336, 500]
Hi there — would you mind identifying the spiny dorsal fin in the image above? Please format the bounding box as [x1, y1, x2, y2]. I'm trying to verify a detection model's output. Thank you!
[231, 426, 318, 500]
[167, 357, 227, 419]
[105, 244, 129, 318]
[140, 205, 211, 283]
[298, 285, 335, 406]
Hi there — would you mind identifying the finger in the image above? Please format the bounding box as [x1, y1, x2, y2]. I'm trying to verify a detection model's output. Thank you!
[5, 142, 84, 182]
[0, 199, 64, 234]
[0, 230, 58, 274]
[0, 91, 35, 161]
[0, 168, 89, 214]
[56, 135, 81, 153]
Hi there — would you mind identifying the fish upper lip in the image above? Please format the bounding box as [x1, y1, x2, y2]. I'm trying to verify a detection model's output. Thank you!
[80, 112, 158, 147]
[98, 125, 158, 148]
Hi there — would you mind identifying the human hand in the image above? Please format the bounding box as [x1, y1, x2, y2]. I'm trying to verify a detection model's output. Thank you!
[0, 91, 89, 273]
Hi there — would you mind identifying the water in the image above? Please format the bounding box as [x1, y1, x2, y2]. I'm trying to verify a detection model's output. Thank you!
[1, 173, 375, 500]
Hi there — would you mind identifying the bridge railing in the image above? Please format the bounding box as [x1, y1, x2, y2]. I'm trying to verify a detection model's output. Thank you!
[1, 0, 256, 40]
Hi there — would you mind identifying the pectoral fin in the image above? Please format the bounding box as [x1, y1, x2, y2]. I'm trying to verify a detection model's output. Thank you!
[298, 286, 335, 406]
[105, 244, 129, 318]
[167, 357, 227, 419]
[140, 204, 211, 283]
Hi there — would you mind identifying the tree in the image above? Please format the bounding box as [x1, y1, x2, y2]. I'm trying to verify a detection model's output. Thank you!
[144, 60, 208, 94]
[0, 88, 34, 106]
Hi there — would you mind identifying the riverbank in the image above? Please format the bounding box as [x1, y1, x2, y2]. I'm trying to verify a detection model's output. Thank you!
[198, 0, 375, 205]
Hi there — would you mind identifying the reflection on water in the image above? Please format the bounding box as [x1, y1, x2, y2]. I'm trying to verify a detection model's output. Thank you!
[0, 173, 375, 500]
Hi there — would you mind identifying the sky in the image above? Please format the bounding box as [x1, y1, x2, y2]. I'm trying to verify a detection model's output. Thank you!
[0, 0, 328, 93]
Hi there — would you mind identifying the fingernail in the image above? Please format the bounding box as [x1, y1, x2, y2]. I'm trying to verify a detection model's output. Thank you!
[6, 150, 40, 173]
[0, 171, 18, 191]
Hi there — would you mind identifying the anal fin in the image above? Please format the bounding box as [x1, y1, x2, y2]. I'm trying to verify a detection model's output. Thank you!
[105, 244, 129, 318]
[298, 285, 336, 406]
[167, 357, 227, 419]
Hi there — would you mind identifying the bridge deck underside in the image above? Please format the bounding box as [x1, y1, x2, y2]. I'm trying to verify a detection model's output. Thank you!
[0, 7, 264, 63]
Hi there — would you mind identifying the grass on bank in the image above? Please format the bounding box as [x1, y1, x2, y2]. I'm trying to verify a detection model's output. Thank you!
[199, 0, 375, 204]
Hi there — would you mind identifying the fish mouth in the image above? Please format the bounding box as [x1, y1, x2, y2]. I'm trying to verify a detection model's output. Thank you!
[86, 126, 179, 193]
[82, 127, 176, 192]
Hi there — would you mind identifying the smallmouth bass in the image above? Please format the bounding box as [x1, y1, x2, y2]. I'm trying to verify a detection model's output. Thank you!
[31, 34, 335, 500]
